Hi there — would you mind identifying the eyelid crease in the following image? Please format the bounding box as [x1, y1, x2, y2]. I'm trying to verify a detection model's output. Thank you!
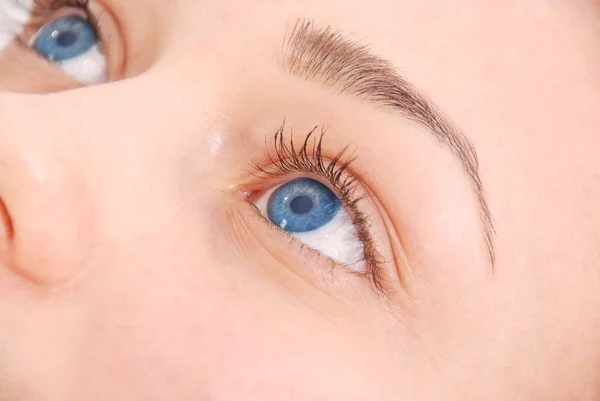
[281, 18, 496, 267]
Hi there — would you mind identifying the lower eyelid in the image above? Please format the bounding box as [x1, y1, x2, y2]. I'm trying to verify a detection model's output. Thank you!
[232, 184, 403, 303]
[356, 186, 407, 295]
[244, 175, 374, 271]
[235, 126, 401, 295]
[222, 199, 363, 296]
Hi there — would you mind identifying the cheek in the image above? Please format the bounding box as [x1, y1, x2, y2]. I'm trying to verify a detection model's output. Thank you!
[75, 257, 406, 400]
[53, 198, 410, 400]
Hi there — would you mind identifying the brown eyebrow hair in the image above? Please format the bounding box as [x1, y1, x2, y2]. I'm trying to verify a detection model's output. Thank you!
[281, 18, 496, 264]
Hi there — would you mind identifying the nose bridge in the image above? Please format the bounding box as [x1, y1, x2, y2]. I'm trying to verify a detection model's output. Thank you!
[0, 70, 227, 286]
[0, 93, 92, 286]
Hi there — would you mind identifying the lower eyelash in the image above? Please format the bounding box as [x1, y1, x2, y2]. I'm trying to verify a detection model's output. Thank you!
[251, 122, 389, 294]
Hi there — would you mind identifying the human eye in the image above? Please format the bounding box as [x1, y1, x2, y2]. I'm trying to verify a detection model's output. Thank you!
[255, 177, 366, 271]
[18, 0, 121, 85]
[242, 124, 394, 293]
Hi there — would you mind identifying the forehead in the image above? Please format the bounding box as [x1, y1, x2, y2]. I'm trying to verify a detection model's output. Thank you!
[2, 0, 599, 133]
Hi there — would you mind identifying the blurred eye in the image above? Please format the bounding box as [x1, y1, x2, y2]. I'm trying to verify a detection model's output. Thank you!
[253, 178, 366, 272]
[31, 15, 105, 85]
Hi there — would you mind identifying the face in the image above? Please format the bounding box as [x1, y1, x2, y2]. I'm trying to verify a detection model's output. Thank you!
[0, 0, 599, 399]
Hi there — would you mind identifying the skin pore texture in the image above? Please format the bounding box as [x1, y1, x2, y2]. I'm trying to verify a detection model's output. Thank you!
[1, 0, 600, 400]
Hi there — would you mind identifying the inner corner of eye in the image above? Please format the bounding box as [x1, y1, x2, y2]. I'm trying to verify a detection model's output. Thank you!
[236, 185, 269, 203]
[234, 184, 273, 215]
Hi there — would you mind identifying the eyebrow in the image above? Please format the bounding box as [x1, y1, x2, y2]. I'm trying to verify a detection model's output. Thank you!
[281, 19, 495, 264]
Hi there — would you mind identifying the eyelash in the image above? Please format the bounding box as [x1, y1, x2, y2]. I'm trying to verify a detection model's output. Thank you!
[28, 0, 104, 52]
[250, 123, 387, 293]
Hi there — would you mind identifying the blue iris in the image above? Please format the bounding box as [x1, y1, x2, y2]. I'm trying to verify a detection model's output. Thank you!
[267, 178, 341, 233]
[33, 16, 97, 62]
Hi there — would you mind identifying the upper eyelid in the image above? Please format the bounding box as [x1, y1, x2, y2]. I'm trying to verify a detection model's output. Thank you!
[21, 0, 99, 43]
[28, 0, 93, 21]
[237, 123, 369, 216]
[249, 125, 357, 184]
[283, 18, 495, 266]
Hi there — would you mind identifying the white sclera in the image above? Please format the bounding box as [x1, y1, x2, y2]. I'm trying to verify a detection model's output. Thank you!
[254, 183, 366, 273]
[29, 24, 107, 86]
[58, 44, 107, 85]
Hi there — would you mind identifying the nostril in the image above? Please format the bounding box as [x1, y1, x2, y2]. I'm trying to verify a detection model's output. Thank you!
[0, 94, 92, 287]
[0, 182, 93, 288]
[0, 198, 14, 243]
[0, 197, 14, 275]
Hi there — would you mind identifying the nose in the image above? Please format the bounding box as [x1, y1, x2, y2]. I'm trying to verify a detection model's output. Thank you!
[0, 93, 92, 287]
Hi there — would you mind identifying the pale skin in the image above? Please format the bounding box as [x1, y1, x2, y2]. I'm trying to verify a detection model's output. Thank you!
[0, 0, 599, 400]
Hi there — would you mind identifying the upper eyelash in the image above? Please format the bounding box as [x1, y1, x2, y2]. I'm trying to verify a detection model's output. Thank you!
[255, 123, 360, 209]
[30, 0, 91, 19]
[32, 0, 91, 15]
[251, 122, 390, 295]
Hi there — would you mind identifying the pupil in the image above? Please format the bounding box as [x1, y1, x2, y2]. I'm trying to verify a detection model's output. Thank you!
[56, 31, 78, 47]
[290, 196, 314, 215]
